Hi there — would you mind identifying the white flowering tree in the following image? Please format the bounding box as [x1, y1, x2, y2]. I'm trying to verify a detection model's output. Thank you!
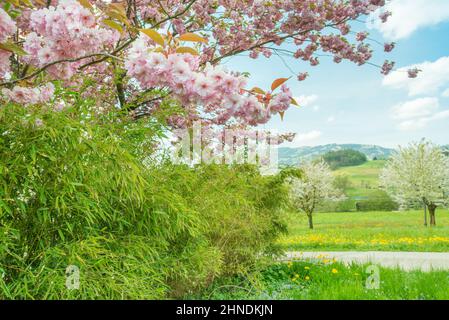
[288, 160, 342, 229]
[380, 141, 449, 226]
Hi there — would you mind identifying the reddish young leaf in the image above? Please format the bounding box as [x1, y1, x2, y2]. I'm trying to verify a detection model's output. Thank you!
[271, 77, 289, 91]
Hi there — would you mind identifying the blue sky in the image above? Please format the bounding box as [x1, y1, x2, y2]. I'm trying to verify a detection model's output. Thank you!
[226, 0, 449, 148]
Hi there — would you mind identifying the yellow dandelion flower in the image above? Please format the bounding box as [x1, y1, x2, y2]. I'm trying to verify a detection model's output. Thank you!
[304, 266, 310, 270]
[331, 268, 338, 274]
[305, 276, 310, 280]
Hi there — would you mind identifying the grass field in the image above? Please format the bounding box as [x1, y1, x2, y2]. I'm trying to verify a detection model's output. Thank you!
[200, 260, 449, 300]
[200, 159, 449, 300]
[279, 210, 449, 252]
[335, 160, 387, 200]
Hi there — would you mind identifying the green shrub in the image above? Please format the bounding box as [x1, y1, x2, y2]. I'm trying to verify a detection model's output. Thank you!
[0, 104, 217, 298]
[317, 199, 355, 212]
[146, 163, 290, 279]
[355, 198, 399, 212]
[0, 103, 288, 299]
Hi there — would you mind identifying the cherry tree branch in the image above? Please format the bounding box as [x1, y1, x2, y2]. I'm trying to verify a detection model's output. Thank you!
[0, 53, 123, 87]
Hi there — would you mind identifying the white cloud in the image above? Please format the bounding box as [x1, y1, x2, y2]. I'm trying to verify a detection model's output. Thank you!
[383, 56, 449, 96]
[368, 0, 449, 40]
[391, 97, 449, 131]
[292, 130, 322, 146]
[327, 116, 335, 123]
[442, 88, 449, 98]
[391, 98, 439, 120]
[398, 111, 449, 131]
[294, 94, 318, 108]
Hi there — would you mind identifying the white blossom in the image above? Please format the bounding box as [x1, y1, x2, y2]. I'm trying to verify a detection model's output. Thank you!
[288, 160, 343, 229]
[380, 140, 449, 225]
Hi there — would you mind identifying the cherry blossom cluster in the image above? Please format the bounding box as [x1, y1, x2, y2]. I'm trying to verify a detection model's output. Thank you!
[1, 83, 55, 105]
[23, 0, 119, 79]
[0, 8, 16, 43]
[126, 37, 292, 126]
[0, 8, 17, 78]
[0, 0, 414, 132]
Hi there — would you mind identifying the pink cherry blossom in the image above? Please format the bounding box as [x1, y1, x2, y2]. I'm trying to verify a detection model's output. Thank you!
[381, 60, 395, 75]
[407, 68, 420, 79]
[384, 42, 395, 53]
[0, 0, 395, 131]
[297, 73, 309, 81]
[0, 8, 16, 43]
[1, 83, 55, 105]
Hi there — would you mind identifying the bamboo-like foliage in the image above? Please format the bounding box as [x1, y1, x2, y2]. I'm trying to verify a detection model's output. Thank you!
[0, 103, 289, 299]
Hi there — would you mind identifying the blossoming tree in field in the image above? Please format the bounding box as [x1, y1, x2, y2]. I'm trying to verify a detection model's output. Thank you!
[380, 141, 449, 226]
[288, 160, 342, 229]
[0, 0, 403, 136]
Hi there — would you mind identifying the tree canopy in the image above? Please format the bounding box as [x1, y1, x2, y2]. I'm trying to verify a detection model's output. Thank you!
[323, 149, 368, 170]
[0, 0, 412, 139]
[380, 141, 449, 226]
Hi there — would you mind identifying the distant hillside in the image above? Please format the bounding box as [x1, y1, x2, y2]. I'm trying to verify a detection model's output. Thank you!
[278, 144, 395, 166]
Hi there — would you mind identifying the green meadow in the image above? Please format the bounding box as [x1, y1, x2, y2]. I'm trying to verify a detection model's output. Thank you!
[198, 260, 449, 300]
[280, 160, 449, 252]
[279, 210, 449, 252]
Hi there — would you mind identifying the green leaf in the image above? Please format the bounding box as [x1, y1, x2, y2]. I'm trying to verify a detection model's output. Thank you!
[291, 97, 300, 107]
[0, 41, 28, 56]
[102, 19, 124, 34]
[178, 33, 208, 43]
[140, 29, 165, 47]
[176, 46, 199, 56]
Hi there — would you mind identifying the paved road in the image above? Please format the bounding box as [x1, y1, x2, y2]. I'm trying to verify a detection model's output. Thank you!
[284, 251, 449, 271]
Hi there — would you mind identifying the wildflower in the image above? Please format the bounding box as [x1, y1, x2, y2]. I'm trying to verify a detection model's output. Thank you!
[331, 268, 338, 274]
[305, 276, 310, 280]
[304, 266, 310, 270]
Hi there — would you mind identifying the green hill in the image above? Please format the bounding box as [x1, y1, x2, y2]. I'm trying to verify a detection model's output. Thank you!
[279, 144, 394, 166]
[335, 160, 386, 195]
[319, 160, 397, 212]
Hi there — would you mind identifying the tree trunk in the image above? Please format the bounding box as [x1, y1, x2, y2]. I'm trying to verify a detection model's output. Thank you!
[307, 213, 314, 229]
[428, 204, 437, 227]
[423, 201, 427, 227]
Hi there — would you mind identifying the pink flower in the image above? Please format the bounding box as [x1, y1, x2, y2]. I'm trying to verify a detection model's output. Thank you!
[171, 59, 192, 83]
[39, 83, 55, 102]
[1, 83, 54, 105]
[384, 42, 395, 53]
[38, 47, 54, 65]
[379, 11, 392, 23]
[2, 86, 39, 105]
[0, 8, 17, 42]
[356, 32, 368, 42]
[297, 72, 309, 81]
[381, 60, 395, 75]
[0, 50, 12, 78]
[194, 74, 213, 97]
[407, 68, 420, 78]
